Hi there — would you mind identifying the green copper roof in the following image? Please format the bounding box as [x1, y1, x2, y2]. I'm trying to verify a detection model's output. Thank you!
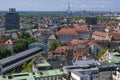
[34, 69, 68, 78]
[0, 73, 35, 80]
[0, 69, 68, 80]
[109, 52, 120, 63]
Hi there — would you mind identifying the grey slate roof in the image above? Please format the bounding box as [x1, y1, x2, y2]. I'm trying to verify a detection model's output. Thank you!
[0, 47, 42, 64]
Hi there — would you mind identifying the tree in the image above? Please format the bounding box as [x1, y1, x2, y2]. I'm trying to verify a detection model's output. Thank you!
[96, 47, 108, 60]
[22, 60, 33, 73]
[33, 24, 38, 29]
[28, 37, 37, 44]
[19, 31, 31, 39]
[15, 31, 38, 53]
[49, 41, 60, 51]
[22, 63, 27, 70]
[14, 38, 29, 53]
[0, 48, 12, 59]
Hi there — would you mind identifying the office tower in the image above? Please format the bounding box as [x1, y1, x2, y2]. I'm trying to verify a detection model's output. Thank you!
[86, 17, 97, 25]
[5, 8, 20, 30]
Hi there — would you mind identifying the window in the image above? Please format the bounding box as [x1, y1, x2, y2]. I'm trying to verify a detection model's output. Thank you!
[58, 77, 61, 80]
[51, 77, 53, 80]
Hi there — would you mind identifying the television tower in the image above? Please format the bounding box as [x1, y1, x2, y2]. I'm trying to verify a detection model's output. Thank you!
[67, 1, 71, 14]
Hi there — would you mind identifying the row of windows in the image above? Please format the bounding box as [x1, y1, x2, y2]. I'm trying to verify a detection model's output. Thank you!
[35, 76, 62, 80]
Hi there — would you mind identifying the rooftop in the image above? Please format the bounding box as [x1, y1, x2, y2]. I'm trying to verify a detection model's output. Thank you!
[34, 69, 68, 78]
[0, 73, 35, 80]
[0, 47, 42, 64]
[74, 25, 89, 32]
[53, 46, 73, 54]
[98, 62, 117, 69]
[111, 32, 120, 40]
[109, 51, 120, 63]
[72, 59, 100, 66]
[64, 64, 98, 72]
[56, 28, 78, 35]
[47, 57, 73, 69]
[0, 69, 68, 80]
[34, 59, 51, 67]
[48, 34, 57, 40]
[70, 39, 87, 45]
[92, 31, 109, 38]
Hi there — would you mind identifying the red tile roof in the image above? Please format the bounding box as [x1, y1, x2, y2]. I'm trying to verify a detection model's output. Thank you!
[70, 39, 86, 45]
[106, 25, 113, 30]
[5, 39, 18, 45]
[74, 50, 92, 59]
[74, 25, 89, 32]
[111, 32, 120, 40]
[53, 46, 73, 54]
[92, 31, 109, 38]
[0, 43, 6, 47]
[0, 38, 5, 43]
[114, 28, 120, 32]
[56, 28, 78, 35]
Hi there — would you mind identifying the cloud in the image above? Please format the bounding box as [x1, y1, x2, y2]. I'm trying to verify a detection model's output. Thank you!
[70, 0, 112, 3]
[73, 4, 106, 8]
[0, 0, 119, 11]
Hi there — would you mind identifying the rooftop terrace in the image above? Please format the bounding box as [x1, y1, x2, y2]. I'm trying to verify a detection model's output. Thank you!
[0, 69, 68, 80]
[0, 73, 35, 80]
[34, 59, 51, 67]
[109, 51, 120, 63]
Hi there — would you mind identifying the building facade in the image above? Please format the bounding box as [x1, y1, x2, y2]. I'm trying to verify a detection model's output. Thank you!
[86, 17, 97, 25]
[5, 8, 20, 30]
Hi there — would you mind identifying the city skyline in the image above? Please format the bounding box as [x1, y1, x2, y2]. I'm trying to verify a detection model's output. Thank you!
[0, 0, 120, 11]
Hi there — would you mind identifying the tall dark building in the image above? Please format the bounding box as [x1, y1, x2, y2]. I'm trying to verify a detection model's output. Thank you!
[86, 17, 97, 25]
[5, 8, 20, 30]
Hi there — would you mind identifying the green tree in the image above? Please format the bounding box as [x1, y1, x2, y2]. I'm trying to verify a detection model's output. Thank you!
[0, 48, 11, 59]
[14, 30, 38, 53]
[26, 26, 33, 30]
[19, 31, 31, 39]
[22, 63, 27, 70]
[14, 43, 26, 53]
[33, 24, 38, 29]
[28, 37, 37, 44]
[97, 47, 108, 60]
[49, 41, 60, 51]
[22, 60, 33, 73]
[14, 38, 29, 53]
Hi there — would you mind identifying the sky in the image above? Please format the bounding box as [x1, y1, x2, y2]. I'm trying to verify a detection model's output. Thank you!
[0, 0, 119, 11]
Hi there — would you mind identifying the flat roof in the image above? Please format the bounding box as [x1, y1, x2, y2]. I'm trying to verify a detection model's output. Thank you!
[47, 58, 73, 69]
[0, 73, 35, 80]
[3, 52, 42, 72]
[64, 65, 98, 72]
[0, 69, 68, 80]
[70, 67, 98, 72]
[36, 60, 51, 67]
[109, 52, 120, 63]
[98, 62, 117, 68]
[34, 69, 68, 78]
[0, 47, 42, 64]
[72, 59, 101, 66]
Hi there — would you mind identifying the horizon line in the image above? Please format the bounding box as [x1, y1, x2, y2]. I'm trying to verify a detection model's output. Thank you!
[0, 10, 120, 12]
